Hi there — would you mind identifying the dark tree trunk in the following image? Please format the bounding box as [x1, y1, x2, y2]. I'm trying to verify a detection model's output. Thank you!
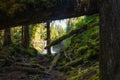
[99, 0, 120, 80]
[46, 22, 51, 55]
[3, 28, 12, 46]
[22, 25, 30, 48]
[22, 26, 24, 45]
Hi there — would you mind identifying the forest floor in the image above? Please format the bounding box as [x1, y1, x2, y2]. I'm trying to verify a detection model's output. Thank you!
[0, 59, 65, 80]
[0, 48, 65, 80]
[0, 63, 65, 80]
[0, 46, 99, 80]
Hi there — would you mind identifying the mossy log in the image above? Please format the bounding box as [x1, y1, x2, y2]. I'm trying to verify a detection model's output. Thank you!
[45, 25, 88, 49]
[15, 62, 46, 71]
[45, 22, 99, 49]
[59, 58, 83, 70]
[48, 53, 61, 72]
[0, 0, 98, 28]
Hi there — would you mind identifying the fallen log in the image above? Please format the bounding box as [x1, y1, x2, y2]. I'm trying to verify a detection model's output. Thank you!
[10, 65, 50, 75]
[45, 22, 99, 49]
[48, 53, 61, 72]
[59, 58, 83, 70]
[0, 0, 98, 28]
[15, 62, 46, 71]
[45, 25, 88, 49]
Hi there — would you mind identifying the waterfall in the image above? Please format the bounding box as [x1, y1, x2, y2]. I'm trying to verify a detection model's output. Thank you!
[42, 41, 57, 55]
[42, 40, 65, 55]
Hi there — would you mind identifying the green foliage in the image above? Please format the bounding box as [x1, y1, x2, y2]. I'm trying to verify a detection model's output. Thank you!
[66, 17, 84, 33]
[51, 25, 65, 40]
[11, 26, 22, 44]
[26, 49, 35, 56]
[30, 24, 46, 40]
[75, 15, 99, 29]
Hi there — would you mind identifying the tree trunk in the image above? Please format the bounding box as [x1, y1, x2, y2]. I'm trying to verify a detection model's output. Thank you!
[3, 28, 12, 46]
[22, 25, 30, 48]
[99, 0, 120, 80]
[22, 26, 24, 45]
[46, 22, 51, 55]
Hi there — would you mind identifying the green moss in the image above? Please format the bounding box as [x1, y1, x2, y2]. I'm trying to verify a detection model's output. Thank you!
[60, 15, 100, 80]
[77, 45, 88, 55]
[84, 50, 98, 61]
[69, 63, 99, 80]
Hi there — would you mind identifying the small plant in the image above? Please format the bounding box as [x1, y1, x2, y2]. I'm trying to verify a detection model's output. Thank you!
[26, 49, 34, 56]
[29, 60, 35, 65]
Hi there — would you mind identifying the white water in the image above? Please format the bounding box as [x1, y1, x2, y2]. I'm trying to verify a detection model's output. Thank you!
[42, 46, 57, 55]
[42, 41, 57, 55]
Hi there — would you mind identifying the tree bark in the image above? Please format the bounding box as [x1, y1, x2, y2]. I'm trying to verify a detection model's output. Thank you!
[3, 28, 12, 46]
[22, 25, 30, 48]
[46, 22, 51, 55]
[99, 0, 120, 80]
[0, 0, 98, 28]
